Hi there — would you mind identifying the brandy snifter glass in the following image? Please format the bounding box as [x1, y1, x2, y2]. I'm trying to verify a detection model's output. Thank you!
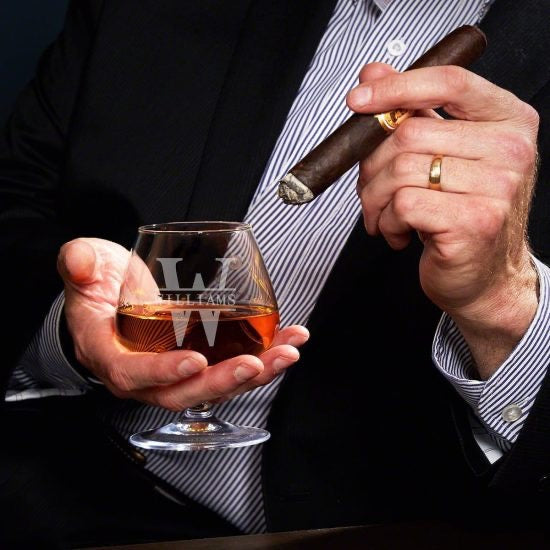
[116, 222, 279, 451]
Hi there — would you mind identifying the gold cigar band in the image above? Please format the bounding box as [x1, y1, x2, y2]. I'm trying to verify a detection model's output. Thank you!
[374, 109, 413, 132]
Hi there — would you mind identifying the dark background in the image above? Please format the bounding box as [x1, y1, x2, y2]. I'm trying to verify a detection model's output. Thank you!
[0, 0, 68, 125]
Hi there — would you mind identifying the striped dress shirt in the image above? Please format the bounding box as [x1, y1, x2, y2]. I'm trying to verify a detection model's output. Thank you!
[8, 0, 550, 535]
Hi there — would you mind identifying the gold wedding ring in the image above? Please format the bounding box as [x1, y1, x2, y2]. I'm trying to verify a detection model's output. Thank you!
[429, 155, 443, 191]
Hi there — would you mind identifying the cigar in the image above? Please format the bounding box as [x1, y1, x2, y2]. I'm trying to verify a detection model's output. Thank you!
[277, 25, 487, 205]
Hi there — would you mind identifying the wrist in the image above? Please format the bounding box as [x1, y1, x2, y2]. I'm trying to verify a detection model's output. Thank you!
[449, 254, 539, 379]
[60, 304, 104, 386]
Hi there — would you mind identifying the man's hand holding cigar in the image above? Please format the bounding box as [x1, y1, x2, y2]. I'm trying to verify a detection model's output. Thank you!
[348, 62, 540, 379]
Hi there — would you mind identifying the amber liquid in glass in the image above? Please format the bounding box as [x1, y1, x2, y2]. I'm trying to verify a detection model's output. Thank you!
[116, 303, 279, 364]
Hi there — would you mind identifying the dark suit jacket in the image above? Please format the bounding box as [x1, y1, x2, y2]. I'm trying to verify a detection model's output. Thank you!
[0, 0, 549, 532]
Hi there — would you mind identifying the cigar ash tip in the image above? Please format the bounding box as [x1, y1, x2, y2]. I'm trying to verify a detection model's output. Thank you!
[277, 173, 314, 205]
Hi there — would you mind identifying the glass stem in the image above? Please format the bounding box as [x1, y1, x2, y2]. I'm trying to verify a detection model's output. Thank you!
[183, 402, 214, 420]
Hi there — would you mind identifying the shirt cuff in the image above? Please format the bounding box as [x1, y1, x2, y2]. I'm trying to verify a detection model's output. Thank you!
[15, 292, 92, 390]
[432, 256, 550, 450]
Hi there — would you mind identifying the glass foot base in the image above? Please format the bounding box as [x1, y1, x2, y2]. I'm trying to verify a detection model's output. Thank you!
[129, 417, 270, 451]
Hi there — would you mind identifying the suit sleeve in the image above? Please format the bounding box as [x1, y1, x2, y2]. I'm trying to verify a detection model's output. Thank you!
[0, 0, 104, 396]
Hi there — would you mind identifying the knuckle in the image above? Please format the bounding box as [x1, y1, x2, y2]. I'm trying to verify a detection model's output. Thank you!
[392, 187, 416, 218]
[441, 65, 469, 93]
[205, 374, 228, 399]
[107, 365, 135, 392]
[389, 152, 417, 179]
[521, 103, 540, 130]
[393, 118, 423, 149]
[501, 132, 536, 164]
[360, 157, 376, 181]
[495, 169, 521, 201]
[473, 201, 507, 238]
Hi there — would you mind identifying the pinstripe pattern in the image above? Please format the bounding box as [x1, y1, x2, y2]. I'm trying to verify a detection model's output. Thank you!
[11, 292, 89, 392]
[433, 257, 550, 451]
[8, 0, 549, 537]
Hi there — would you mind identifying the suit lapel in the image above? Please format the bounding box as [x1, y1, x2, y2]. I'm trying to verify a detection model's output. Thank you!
[186, 0, 338, 221]
[472, 0, 550, 101]
[68, 0, 256, 235]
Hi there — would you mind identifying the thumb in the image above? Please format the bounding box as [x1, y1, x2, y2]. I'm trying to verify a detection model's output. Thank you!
[348, 63, 398, 112]
[58, 239, 99, 285]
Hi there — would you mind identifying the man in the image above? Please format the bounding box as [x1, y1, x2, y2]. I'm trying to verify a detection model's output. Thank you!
[1, 0, 549, 547]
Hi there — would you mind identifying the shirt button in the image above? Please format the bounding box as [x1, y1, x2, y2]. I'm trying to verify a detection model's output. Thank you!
[387, 39, 407, 56]
[502, 404, 523, 422]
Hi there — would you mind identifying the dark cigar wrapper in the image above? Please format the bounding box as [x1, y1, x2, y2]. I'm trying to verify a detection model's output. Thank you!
[278, 25, 487, 205]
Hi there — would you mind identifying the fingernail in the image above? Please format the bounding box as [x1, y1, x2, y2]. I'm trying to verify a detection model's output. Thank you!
[350, 86, 372, 108]
[234, 364, 261, 383]
[288, 330, 310, 347]
[273, 353, 299, 373]
[178, 359, 204, 377]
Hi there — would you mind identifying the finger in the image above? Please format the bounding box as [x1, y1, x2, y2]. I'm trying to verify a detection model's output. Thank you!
[214, 344, 301, 403]
[109, 319, 307, 391]
[354, 64, 439, 120]
[250, 344, 299, 384]
[270, 325, 310, 348]
[83, 319, 209, 390]
[109, 349, 210, 391]
[347, 66, 538, 128]
[359, 154, 518, 235]
[58, 239, 98, 285]
[358, 62, 397, 83]
[362, 118, 534, 179]
[378, 187, 456, 248]
[137, 354, 265, 411]
[377, 187, 507, 250]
